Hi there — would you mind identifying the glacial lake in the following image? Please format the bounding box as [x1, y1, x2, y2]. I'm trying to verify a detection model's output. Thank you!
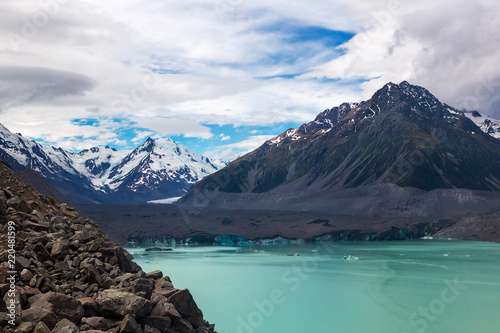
[127, 240, 500, 333]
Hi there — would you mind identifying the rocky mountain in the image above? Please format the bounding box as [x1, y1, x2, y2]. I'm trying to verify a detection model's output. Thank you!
[464, 110, 500, 139]
[0, 124, 225, 204]
[180, 81, 500, 213]
[0, 158, 215, 331]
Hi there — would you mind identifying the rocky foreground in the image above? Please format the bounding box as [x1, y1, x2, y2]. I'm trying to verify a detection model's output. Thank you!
[0, 159, 216, 333]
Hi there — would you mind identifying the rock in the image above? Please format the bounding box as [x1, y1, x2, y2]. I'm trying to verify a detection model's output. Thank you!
[6, 196, 21, 208]
[18, 200, 33, 213]
[146, 270, 163, 279]
[87, 237, 106, 252]
[33, 243, 54, 263]
[20, 268, 34, 282]
[131, 278, 154, 300]
[54, 260, 71, 271]
[0, 196, 7, 215]
[119, 314, 141, 333]
[0, 265, 7, 283]
[150, 299, 181, 319]
[172, 318, 194, 333]
[21, 292, 84, 329]
[149, 293, 166, 307]
[15, 255, 31, 269]
[140, 316, 172, 331]
[18, 286, 41, 300]
[81, 316, 120, 331]
[52, 318, 79, 333]
[33, 322, 51, 333]
[77, 296, 98, 314]
[154, 277, 174, 291]
[114, 247, 141, 273]
[168, 289, 203, 328]
[143, 325, 161, 333]
[24, 221, 49, 232]
[95, 289, 152, 320]
[71, 230, 101, 243]
[14, 321, 36, 333]
[51, 239, 70, 258]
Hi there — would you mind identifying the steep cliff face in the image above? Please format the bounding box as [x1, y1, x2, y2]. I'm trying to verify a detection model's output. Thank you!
[0, 159, 215, 332]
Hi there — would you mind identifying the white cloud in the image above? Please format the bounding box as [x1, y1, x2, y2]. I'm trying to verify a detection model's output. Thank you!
[204, 135, 276, 160]
[304, 0, 500, 117]
[219, 134, 231, 141]
[134, 118, 213, 139]
[0, 0, 499, 153]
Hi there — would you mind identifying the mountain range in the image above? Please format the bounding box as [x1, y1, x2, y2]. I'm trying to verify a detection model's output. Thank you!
[0, 125, 225, 204]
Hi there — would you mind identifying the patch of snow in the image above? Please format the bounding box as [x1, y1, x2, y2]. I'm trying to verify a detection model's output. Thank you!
[148, 196, 182, 204]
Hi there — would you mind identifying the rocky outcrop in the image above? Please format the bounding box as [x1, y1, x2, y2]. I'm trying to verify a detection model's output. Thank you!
[0, 159, 216, 332]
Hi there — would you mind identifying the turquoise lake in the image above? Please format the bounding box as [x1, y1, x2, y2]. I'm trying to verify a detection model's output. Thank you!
[127, 240, 500, 333]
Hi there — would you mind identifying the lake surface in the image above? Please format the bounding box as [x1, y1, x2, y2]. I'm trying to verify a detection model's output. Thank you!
[127, 240, 500, 333]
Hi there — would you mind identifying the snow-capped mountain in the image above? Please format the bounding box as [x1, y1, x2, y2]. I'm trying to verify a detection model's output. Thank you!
[182, 81, 500, 208]
[0, 124, 225, 203]
[464, 110, 500, 139]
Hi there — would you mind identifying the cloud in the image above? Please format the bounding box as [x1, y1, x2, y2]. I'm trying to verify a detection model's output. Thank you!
[0, 0, 499, 153]
[303, 0, 500, 117]
[204, 135, 276, 160]
[219, 134, 231, 141]
[135, 118, 213, 139]
[0, 66, 96, 109]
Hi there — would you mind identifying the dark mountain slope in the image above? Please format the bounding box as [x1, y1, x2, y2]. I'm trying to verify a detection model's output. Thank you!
[180, 82, 500, 214]
[185, 82, 500, 194]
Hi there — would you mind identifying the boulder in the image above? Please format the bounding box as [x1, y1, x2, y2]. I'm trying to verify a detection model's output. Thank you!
[95, 289, 152, 320]
[15, 255, 31, 269]
[131, 278, 154, 300]
[52, 318, 80, 333]
[172, 318, 194, 333]
[33, 322, 51, 333]
[168, 289, 203, 328]
[145, 270, 163, 279]
[150, 299, 181, 319]
[119, 314, 141, 333]
[140, 316, 172, 332]
[154, 277, 174, 291]
[21, 292, 84, 329]
[81, 316, 119, 331]
[20, 268, 34, 282]
[14, 322, 36, 333]
[51, 239, 70, 258]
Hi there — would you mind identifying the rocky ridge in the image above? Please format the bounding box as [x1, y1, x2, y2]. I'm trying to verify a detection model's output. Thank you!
[0, 159, 215, 333]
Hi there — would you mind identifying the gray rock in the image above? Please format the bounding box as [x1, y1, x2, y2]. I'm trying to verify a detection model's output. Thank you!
[33, 321, 51, 333]
[132, 278, 154, 300]
[51, 239, 70, 258]
[119, 314, 141, 333]
[20, 268, 33, 282]
[140, 316, 172, 332]
[168, 289, 203, 328]
[52, 318, 80, 333]
[21, 292, 84, 329]
[150, 299, 181, 319]
[145, 270, 163, 279]
[95, 289, 152, 320]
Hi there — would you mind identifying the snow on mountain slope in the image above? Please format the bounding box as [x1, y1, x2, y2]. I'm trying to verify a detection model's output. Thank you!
[0, 124, 225, 203]
[464, 111, 500, 139]
[104, 137, 223, 192]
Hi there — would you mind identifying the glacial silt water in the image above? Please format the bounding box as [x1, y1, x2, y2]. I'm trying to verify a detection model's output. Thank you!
[127, 240, 500, 333]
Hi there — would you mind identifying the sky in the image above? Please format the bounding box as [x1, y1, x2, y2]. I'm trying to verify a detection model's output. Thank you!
[1, 0, 500, 160]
